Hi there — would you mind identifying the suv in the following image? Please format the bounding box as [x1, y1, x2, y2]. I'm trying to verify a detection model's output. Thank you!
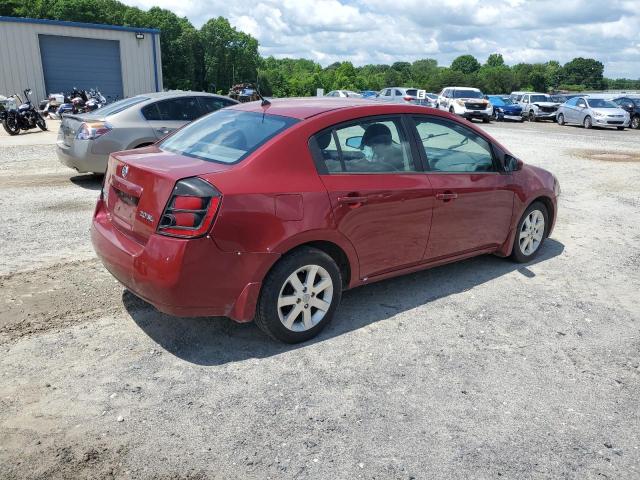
[612, 96, 640, 129]
[378, 87, 435, 106]
[437, 87, 492, 122]
[57, 91, 238, 174]
[515, 92, 561, 122]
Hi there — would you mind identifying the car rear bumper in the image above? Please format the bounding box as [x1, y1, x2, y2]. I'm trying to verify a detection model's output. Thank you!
[56, 137, 109, 174]
[91, 200, 279, 321]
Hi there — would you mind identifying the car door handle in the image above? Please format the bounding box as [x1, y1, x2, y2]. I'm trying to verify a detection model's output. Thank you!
[156, 127, 171, 135]
[338, 196, 369, 205]
[436, 192, 458, 202]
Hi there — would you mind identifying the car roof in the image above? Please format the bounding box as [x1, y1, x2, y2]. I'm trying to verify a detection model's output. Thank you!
[140, 91, 232, 100]
[230, 97, 383, 119]
[446, 87, 481, 90]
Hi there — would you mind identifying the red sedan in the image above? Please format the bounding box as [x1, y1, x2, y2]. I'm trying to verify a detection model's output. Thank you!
[91, 98, 559, 343]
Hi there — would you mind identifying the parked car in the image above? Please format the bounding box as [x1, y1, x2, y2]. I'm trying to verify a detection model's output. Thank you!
[91, 98, 560, 343]
[515, 92, 561, 122]
[437, 87, 492, 122]
[378, 87, 435, 106]
[556, 96, 630, 129]
[486, 95, 523, 122]
[57, 91, 238, 174]
[325, 90, 362, 98]
[359, 90, 379, 98]
[612, 96, 640, 129]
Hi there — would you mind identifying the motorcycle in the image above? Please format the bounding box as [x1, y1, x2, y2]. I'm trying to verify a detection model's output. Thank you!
[53, 87, 107, 118]
[40, 92, 67, 118]
[1, 89, 47, 135]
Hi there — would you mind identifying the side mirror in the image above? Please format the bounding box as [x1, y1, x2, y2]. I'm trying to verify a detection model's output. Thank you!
[504, 154, 523, 172]
[345, 136, 363, 149]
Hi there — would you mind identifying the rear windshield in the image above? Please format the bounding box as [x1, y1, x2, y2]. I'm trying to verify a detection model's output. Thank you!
[85, 96, 148, 117]
[160, 109, 298, 164]
[452, 89, 483, 99]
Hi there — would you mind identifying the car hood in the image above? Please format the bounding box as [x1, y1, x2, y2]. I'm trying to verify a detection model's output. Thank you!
[531, 101, 560, 107]
[591, 107, 628, 116]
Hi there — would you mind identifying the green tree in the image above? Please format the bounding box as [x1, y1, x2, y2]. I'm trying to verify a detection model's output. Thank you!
[450, 55, 481, 75]
[562, 57, 605, 90]
[485, 53, 505, 68]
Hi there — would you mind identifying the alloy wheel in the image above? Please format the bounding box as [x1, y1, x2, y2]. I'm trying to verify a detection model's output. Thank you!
[519, 209, 545, 256]
[632, 116, 639, 129]
[277, 264, 334, 332]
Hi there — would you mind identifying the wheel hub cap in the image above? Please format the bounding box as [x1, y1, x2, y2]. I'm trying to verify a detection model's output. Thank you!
[277, 264, 334, 332]
[518, 209, 545, 256]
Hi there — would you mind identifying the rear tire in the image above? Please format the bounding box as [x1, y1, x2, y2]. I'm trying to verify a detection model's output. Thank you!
[583, 116, 592, 129]
[255, 247, 342, 343]
[511, 202, 549, 263]
[557, 113, 565, 125]
[631, 116, 640, 129]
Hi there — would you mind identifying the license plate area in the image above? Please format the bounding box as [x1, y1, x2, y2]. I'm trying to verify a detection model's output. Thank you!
[112, 186, 139, 226]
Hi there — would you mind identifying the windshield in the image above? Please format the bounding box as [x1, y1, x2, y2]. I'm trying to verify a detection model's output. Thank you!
[85, 96, 148, 117]
[530, 95, 551, 103]
[160, 109, 298, 164]
[489, 97, 511, 106]
[452, 89, 483, 99]
[587, 98, 619, 108]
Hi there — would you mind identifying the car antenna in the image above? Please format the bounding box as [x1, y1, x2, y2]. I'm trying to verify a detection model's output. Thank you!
[255, 77, 270, 107]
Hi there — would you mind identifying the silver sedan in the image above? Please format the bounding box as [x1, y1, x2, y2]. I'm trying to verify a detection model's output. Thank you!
[556, 96, 630, 130]
[56, 91, 237, 174]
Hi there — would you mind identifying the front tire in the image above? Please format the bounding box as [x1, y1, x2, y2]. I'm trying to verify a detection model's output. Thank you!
[583, 116, 592, 129]
[255, 247, 342, 343]
[528, 111, 537, 122]
[511, 202, 549, 263]
[631, 116, 639, 129]
[557, 113, 565, 125]
[36, 114, 47, 131]
[616, 126, 625, 131]
[2, 114, 20, 135]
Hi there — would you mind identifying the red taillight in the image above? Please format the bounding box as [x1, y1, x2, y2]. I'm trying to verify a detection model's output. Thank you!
[157, 177, 221, 238]
[404, 96, 413, 102]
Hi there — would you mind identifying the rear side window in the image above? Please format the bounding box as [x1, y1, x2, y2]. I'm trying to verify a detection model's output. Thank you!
[160, 109, 298, 164]
[197, 96, 235, 115]
[85, 96, 148, 118]
[310, 116, 418, 174]
[406, 89, 418, 96]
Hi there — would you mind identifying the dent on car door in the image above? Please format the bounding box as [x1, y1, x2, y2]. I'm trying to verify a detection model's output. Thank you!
[410, 115, 514, 260]
[310, 115, 434, 279]
[143, 97, 201, 139]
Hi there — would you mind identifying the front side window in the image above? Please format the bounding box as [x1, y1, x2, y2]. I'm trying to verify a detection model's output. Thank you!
[565, 97, 579, 106]
[156, 97, 201, 121]
[576, 98, 587, 107]
[161, 110, 298, 164]
[413, 116, 495, 173]
[312, 117, 417, 174]
[384, 89, 392, 97]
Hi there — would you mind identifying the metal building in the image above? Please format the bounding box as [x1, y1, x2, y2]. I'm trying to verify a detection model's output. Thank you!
[0, 16, 162, 103]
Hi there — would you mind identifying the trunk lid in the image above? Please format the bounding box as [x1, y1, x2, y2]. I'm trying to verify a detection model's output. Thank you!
[60, 114, 103, 147]
[103, 147, 232, 243]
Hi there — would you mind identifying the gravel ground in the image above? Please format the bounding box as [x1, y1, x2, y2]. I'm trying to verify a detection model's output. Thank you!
[0, 120, 639, 479]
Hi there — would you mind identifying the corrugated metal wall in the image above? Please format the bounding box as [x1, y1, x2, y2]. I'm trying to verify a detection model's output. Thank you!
[0, 19, 162, 102]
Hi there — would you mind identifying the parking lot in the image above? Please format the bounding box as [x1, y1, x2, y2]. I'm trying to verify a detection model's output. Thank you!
[1, 119, 639, 479]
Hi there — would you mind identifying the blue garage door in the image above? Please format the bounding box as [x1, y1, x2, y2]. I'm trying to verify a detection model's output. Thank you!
[39, 35, 124, 101]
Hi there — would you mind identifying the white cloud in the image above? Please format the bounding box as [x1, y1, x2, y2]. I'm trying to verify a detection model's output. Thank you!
[124, 0, 640, 78]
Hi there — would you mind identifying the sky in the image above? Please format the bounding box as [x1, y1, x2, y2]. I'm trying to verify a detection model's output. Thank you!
[124, 0, 640, 78]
